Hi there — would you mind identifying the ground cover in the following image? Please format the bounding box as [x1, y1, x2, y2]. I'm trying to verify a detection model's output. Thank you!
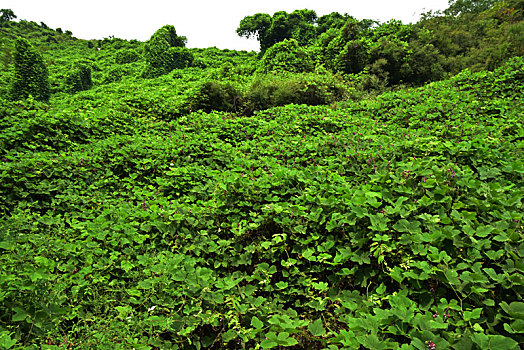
[0, 58, 522, 349]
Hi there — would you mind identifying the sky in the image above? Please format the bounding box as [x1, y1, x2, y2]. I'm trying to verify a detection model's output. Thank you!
[2, 1, 450, 51]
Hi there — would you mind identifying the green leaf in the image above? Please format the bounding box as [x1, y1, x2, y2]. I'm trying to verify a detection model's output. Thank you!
[251, 316, 264, 329]
[464, 308, 482, 321]
[444, 269, 460, 285]
[501, 302, 524, 320]
[369, 214, 388, 231]
[276, 332, 298, 346]
[476, 225, 494, 237]
[390, 266, 405, 283]
[221, 329, 237, 343]
[275, 281, 288, 289]
[0, 331, 17, 350]
[12, 307, 27, 322]
[488, 335, 519, 349]
[308, 318, 326, 337]
[312, 282, 328, 291]
[260, 339, 278, 349]
[121, 260, 134, 272]
[510, 319, 524, 332]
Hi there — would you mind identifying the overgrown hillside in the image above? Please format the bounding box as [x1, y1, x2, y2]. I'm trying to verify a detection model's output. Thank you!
[0, 2, 523, 349]
[1, 54, 522, 348]
[1, 0, 523, 110]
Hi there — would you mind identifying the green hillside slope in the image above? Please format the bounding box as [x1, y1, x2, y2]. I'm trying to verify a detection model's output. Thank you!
[0, 56, 522, 349]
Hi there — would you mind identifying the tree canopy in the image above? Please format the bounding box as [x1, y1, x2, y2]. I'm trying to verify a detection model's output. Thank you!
[237, 9, 318, 53]
[0, 9, 16, 22]
[142, 25, 193, 78]
[445, 0, 500, 15]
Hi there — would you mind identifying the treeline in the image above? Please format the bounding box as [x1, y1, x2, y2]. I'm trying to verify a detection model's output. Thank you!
[238, 0, 523, 84]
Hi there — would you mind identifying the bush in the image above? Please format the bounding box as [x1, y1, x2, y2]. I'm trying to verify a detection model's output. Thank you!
[259, 39, 314, 73]
[189, 81, 244, 113]
[115, 49, 140, 64]
[142, 25, 193, 78]
[102, 66, 130, 84]
[8, 37, 50, 102]
[246, 71, 348, 114]
[64, 60, 92, 93]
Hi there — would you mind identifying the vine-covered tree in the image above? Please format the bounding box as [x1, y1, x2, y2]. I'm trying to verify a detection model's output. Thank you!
[142, 25, 193, 78]
[0, 9, 16, 25]
[445, 0, 499, 16]
[9, 37, 50, 102]
[64, 60, 92, 93]
[259, 38, 314, 73]
[316, 12, 355, 35]
[420, 0, 523, 73]
[236, 13, 272, 51]
[237, 9, 317, 53]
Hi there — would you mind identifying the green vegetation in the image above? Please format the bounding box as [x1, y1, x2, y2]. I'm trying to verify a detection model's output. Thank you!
[8, 37, 50, 102]
[142, 25, 193, 78]
[0, 3, 522, 349]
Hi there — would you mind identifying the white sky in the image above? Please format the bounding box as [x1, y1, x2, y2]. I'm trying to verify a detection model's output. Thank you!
[2, 1, 450, 51]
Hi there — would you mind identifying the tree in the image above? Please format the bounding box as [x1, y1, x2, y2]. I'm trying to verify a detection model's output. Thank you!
[9, 37, 50, 102]
[317, 12, 354, 35]
[0, 9, 16, 25]
[313, 18, 373, 74]
[237, 13, 272, 52]
[445, 0, 499, 16]
[237, 9, 317, 53]
[259, 38, 314, 73]
[142, 25, 193, 78]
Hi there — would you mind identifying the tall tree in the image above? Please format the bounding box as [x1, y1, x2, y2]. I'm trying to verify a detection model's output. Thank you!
[142, 25, 193, 78]
[237, 10, 317, 53]
[445, 0, 499, 16]
[9, 37, 50, 102]
[317, 12, 353, 35]
[236, 13, 272, 51]
[0, 9, 16, 24]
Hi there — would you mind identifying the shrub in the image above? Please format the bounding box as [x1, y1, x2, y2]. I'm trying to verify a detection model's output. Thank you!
[102, 66, 129, 84]
[246, 71, 348, 113]
[142, 25, 193, 78]
[8, 37, 50, 102]
[189, 81, 244, 113]
[259, 39, 314, 73]
[64, 60, 92, 93]
[115, 49, 140, 64]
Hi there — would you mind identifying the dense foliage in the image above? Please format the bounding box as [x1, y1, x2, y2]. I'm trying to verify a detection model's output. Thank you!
[8, 37, 50, 102]
[259, 39, 314, 73]
[0, 3, 522, 349]
[64, 60, 93, 93]
[142, 25, 193, 78]
[237, 10, 318, 53]
[237, 1, 522, 86]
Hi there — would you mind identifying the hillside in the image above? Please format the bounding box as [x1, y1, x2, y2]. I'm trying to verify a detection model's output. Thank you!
[1, 54, 523, 348]
[0, 2, 523, 349]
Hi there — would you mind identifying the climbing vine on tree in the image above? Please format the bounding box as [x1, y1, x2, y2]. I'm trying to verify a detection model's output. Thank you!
[9, 37, 50, 102]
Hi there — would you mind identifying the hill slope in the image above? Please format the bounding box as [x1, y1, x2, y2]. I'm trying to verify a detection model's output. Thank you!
[0, 57, 522, 349]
